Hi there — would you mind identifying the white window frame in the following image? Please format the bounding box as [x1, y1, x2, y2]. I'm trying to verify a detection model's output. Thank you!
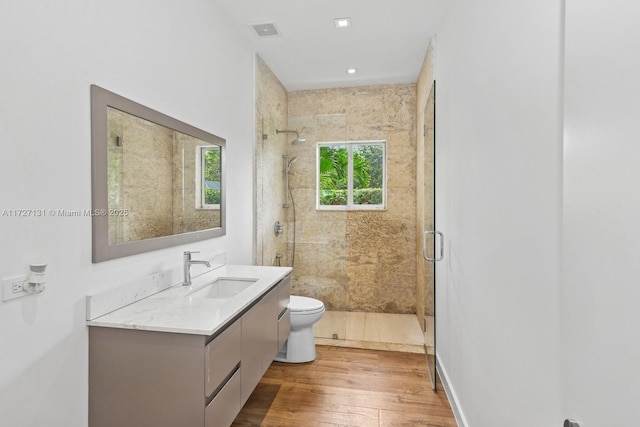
[316, 140, 387, 211]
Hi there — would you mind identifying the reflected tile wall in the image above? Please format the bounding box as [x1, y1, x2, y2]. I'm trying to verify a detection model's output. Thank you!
[107, 108, 173, 243]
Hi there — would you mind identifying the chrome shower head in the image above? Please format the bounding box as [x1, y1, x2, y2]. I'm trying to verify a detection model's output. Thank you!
[276, 129, 306, 144]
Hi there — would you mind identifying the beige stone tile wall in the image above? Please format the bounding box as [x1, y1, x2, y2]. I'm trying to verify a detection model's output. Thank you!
[254, 55, 289, 266]
[287, 84, 418, 313]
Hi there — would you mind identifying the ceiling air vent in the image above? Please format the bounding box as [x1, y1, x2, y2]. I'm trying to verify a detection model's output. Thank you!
[250, 22, 279, 38]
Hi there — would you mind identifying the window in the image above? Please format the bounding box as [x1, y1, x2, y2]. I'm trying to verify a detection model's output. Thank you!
[317, 141, 386, 210]
[200, 146, 221, 209]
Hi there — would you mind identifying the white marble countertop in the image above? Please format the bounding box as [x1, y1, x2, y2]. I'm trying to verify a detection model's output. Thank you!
[86, 265, 292, 336]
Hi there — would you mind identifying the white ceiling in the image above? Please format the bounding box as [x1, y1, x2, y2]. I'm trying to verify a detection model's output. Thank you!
[217, 0, 450, 91]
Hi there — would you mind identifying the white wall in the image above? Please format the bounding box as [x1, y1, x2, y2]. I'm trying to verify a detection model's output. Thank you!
[0, 1, 255, 426]
[435, 0, 564, 425]
[562, 0, 640, 425]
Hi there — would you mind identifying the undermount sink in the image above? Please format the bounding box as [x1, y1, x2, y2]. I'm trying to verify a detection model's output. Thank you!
[188, 277, 258, 299]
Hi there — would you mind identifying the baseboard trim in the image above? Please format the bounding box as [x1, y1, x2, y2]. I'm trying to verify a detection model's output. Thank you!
[436, 355, 469, 427]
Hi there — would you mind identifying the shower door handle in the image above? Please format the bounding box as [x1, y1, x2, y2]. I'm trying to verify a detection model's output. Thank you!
[423, 230, 444, 262]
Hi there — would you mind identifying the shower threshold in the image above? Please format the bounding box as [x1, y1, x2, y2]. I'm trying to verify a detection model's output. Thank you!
[313, 311, 425, 354]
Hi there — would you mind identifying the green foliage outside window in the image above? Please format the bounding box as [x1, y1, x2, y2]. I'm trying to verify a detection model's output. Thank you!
[319, 143, 384, 207]
[203, 147, 221, 206]
[204, 189, 220, 205]
[320, 188, 383, 205]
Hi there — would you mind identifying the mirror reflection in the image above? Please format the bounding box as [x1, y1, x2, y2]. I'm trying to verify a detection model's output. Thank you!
[91, 85, 225, 262]
[107, 107, 222, 245]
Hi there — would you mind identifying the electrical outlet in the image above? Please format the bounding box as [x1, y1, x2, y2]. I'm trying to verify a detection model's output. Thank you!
[2, 275, 29, 302]
[12, 281, 24, 293]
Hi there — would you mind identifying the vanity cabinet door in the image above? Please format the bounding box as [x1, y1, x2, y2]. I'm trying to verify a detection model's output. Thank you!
[277, 274, 291, 317]
[277, 274, 291, 349]
[278, 308, 290, 350]
[261, 287, 279, 370]
[240, 285, 279, 405]
[205, 320, 241, 398]
[240, 297, 264, 405]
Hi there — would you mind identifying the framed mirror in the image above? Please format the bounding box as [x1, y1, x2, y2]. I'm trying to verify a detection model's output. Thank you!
[90, 85, 225, 262]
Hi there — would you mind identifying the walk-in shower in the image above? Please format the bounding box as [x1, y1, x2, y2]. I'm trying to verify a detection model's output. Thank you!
[257, 110, 424, 355]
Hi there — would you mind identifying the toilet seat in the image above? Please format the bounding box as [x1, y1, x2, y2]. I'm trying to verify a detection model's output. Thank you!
[290, 295, 325, 315]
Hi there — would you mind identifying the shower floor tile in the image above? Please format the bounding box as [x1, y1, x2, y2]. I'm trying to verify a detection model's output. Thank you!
[314, 311, 424, 353]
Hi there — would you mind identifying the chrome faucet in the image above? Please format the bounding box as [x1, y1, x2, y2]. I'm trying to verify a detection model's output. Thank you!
[183, 251, 211, 286]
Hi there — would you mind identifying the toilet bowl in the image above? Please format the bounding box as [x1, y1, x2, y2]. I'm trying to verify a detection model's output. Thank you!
[275, 295, 325, 363]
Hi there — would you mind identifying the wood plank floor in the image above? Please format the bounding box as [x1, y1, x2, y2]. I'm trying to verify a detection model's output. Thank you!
[232, 345, 457, 427]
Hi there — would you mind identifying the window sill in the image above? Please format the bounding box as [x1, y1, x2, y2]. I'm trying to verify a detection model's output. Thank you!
[317, 205, 386, 212]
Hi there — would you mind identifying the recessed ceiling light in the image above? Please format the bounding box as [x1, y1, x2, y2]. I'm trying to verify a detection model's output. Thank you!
[334, 17, 352, 29]
[347, 68, 358, 75]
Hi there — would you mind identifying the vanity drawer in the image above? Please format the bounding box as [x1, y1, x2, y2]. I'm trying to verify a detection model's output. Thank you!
[205, 368, 241, 427]
[205, 320, 241, 398]
[278, 308, 290, 350]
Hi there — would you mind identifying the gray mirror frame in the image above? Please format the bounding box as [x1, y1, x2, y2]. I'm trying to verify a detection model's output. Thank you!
[90, 85, 226, 262]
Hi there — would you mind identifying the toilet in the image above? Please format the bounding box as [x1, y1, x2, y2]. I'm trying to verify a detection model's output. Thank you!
[275, 295, 325, 363]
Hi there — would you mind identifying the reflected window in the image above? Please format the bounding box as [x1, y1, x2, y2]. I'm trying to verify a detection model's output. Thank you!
[317, 141, 386, 210]
[201, 146, 221, 209]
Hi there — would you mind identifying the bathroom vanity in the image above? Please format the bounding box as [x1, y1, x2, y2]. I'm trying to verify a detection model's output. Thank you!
[87, 265, 291, 427]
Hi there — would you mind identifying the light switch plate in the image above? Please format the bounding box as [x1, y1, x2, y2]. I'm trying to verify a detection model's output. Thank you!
[2, 275, 29, 302]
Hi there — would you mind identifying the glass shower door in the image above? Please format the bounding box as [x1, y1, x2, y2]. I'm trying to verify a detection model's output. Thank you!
[422, 82, 440, 389]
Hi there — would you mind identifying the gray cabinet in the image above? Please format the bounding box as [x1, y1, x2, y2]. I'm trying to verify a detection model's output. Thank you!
[240, 285, 279, 405]
[240, 289, 270, 405]
[89, 274, 291, 427]
[240, 272, 292, 405]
